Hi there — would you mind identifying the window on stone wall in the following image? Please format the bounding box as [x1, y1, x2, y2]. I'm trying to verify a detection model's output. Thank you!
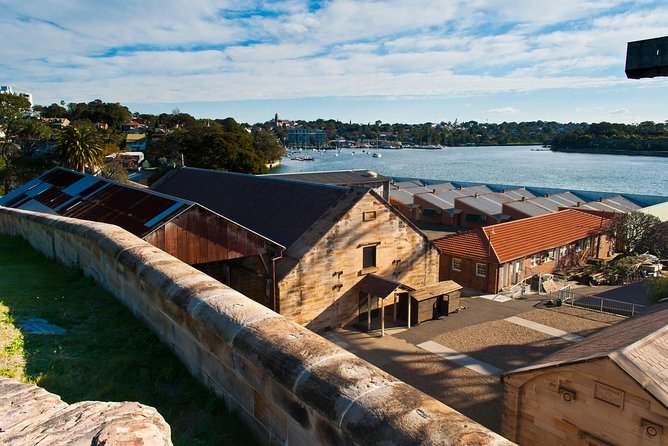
[476, 263, 487, 277]
[452, 258, 462, 272]
[545, 249, 554, 262]
[363, 210, 377, 221]
[576, 240, 584, 252]
[560, 245, 568, 257]
[363, 245, 377, 269]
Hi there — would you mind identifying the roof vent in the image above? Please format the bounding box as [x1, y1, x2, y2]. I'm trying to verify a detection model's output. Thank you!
[521, 196, 526, 202]
[576, 201, 581, 207]
[474, 193, 479, 198]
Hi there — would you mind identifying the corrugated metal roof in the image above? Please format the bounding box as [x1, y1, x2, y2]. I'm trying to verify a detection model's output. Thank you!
[434, 209, 607, 263]
[578, 195, 642, 213]
[415, 193, 455, 211]
[433, 189, 466, 208]
[357, 274, 412, 298]
[393, 180, 423, 188]
[390, 189, 415, 205]
[262, 169, 390, 185]
[425, 182, 455, 191]
[505, 302, 668, 408]
[503, 200, 552, 217]
[0, 167, 193, 238]
[401, 186, 433, 195]
[455, 192, 519, 218]
[152, 167, 366, 248]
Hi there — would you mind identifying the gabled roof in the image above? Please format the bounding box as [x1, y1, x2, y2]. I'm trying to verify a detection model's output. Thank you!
[151, 167, 367, 248]
[433, 209, 607, 263]
[505, 302, 668, 409]
[0, 167, 194, 238]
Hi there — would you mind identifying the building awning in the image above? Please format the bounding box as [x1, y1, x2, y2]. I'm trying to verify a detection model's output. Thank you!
[411, 280, 462, 302]
[465, 214, 483, 222]
[357, 274, 414, 298]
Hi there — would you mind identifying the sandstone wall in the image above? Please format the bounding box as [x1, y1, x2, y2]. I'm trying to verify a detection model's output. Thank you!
[0, 207, 511, 446]
[279, 192, 440, 331]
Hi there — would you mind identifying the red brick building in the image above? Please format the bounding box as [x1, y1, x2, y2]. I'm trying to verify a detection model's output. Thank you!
[433, 209, 613, 294]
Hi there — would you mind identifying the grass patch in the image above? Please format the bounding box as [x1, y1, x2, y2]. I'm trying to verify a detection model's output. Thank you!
[0, 235, 257, 446]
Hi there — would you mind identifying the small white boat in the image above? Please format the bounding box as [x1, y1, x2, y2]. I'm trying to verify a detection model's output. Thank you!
[372, 153, 382, 158]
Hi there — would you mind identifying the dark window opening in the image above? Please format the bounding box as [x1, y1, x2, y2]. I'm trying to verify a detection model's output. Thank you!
[363, 245, 377, 269]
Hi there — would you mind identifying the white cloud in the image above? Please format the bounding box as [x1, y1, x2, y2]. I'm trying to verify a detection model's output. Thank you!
[2, 0, 668, 115]
[487, 107, 520, 114]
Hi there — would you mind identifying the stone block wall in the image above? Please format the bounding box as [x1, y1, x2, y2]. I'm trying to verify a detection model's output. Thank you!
[0, 207, 511, 446]
[279, 192, 440, 332]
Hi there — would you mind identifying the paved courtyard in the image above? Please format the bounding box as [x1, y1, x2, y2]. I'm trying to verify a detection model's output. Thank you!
[324, 293, 625, 433]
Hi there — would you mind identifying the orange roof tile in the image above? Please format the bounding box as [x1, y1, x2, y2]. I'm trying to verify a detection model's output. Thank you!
[433, 209, 607, 264]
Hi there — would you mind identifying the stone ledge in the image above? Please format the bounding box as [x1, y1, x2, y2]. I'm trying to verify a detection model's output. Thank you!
[0, 378, 172, 446]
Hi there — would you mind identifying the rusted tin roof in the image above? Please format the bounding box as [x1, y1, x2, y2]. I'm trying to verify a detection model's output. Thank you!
[0, 167, 193, 238]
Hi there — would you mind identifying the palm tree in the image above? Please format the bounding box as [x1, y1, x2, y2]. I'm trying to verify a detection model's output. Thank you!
[57, 125, 103, 173]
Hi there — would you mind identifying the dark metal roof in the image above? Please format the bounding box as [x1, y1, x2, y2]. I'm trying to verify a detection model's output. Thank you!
[152, 167, 367, 248]
[262, 169, 390, 186]
[0, 167, 194, 238]
[357, 274, 413, 298]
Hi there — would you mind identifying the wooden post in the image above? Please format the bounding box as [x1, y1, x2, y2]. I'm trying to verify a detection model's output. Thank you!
[380, 296, 385, 337]
[407, 293, 412, 328]
[393, 293, 397, 322]
[367, 292, 371, 332]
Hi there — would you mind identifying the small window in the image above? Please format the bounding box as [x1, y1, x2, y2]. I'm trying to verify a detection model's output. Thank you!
[363, 245, 377, 269]
[452, 258, 462, 272]
[531, 254, 540, 267]
[476, 263, 487, 277]
[363, 211, 377, 221]
[560, 246, 568, 257]
[576, 240, 584, 252]
[545, 249, 554, 262]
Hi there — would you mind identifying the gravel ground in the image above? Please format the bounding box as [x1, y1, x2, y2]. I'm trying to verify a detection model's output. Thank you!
[516, 308, 617, 336]
[434, 320, 571, 371]
[546, 305, 626, 324]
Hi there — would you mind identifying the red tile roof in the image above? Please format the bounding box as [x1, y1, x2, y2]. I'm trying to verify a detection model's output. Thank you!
[433, 209, 607, 263]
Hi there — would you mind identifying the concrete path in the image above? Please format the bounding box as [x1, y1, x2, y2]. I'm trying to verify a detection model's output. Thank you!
[475, 294, 513, 303]
[417, 341, 504, 376]
[505, 316, 584, 342]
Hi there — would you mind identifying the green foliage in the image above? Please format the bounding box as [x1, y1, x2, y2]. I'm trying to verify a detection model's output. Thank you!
[146, 118, 268, 174]
[0, 235, 255, 446]
[605, 212, 668, 258]
[551, 121, 668, 152]
[56, 125, 104, 173]
[99, 157, 129, 183]
[252, 127, 285, 162]
[35, 103, 69, 119]
[646, 277, 668, 303]
[67, 99, 132, 130]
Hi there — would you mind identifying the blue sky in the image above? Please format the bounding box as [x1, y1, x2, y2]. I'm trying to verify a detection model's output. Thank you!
[2, 0, 667, 124]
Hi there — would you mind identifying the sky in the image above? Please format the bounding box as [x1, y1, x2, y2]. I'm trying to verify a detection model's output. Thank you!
[2, 0, 668, 125]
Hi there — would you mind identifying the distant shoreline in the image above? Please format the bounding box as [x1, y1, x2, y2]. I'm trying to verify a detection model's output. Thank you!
[551, 147, 668, 157]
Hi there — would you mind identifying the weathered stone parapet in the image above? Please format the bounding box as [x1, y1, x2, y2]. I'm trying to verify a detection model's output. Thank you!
[0, 378, 172, 446]
[0, 206, 514, 446]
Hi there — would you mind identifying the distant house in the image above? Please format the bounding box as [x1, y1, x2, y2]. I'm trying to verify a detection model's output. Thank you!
[287, 127, 327, 147]
[503, 302, 668, 446]
[125, 133, 148, 151]
[43, 117, 70, 129]
[152, 167, 452, 332]
[433, 209, 612, 294]
[0, 167, 280, 267]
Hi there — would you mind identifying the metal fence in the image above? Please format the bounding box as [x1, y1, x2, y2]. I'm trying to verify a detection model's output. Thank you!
[556, 287, 644, 317]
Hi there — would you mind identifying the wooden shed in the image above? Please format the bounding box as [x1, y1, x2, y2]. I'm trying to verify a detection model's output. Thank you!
[398, 281, 461, 326]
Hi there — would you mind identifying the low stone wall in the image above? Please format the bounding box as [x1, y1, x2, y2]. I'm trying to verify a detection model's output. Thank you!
[0, 207, 512, 446]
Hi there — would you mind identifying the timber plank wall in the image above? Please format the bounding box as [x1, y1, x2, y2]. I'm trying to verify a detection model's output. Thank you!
[0, 207, 513, 446]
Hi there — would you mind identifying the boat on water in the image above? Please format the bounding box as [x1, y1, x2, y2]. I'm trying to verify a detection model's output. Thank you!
[372, 153, 382, 158]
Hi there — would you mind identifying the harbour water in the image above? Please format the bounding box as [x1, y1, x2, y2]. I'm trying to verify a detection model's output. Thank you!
[270, 146, 668, 197]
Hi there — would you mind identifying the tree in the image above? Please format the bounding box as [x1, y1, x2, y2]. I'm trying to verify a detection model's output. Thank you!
[56, 125, 104, 173]
[0, 93, 32, 193]
[252, 128, 285, 162]
[646, 277, 668, 303]
[99, 156, 129, 183]
[146, 118, 268, 174]
[605, 211, 668, 258]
